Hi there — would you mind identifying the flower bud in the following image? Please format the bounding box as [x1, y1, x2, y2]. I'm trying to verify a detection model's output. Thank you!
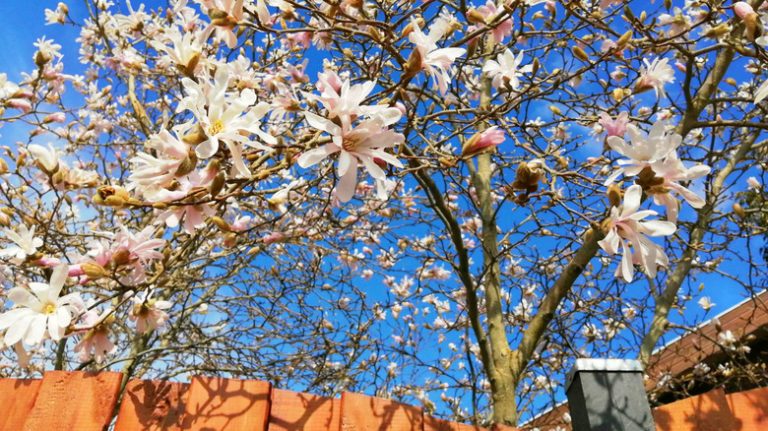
[461, 127, 505, 158]
[82, 262, 109, 279]
[607, 184, 622, 208]
[572, 46, 590, 61]
[93, 185, 130, 207]
[43, 112, 66, 123]
[732, 202, 747, 219]
[210, 172, 226, 197]
[111, 248, 132, 266]
[210, 216, 231, 232]
[175, 148, 198, 177]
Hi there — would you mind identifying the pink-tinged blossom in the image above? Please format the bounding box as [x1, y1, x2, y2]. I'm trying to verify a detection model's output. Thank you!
[0, 224, 43, 263]
[604, 120, 681, 185]
[598, 112, 629, 138]
[598, 185, 677, 282]
[7, 98, 32, 113]
[113, 226, 166, 265]
[129, 129, 190, 189]
[0, 265, 85, 346]
[73, 308, 116, 363]
[130, 291, 172, 334]
[483, 49, 532, 91]
[634, 57, 675, 98]
[80, 227, 166, 285]
[469, 1, 514, 43]
[462, 127, 505, 158]
[311, 75, 392, 127]
[298, 111, 404, 202]
[734, 2, 756, 19]
[150, 166, 218, 234]
[263, 231, 286, 244]
[658, 8, 692, 36]
[199, 0, 243, 48]
[408, 17, 466, 95]
[648, 153, 711, 222]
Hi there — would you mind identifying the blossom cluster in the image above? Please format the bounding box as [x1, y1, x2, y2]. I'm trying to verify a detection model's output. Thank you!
[598, 118, 710, 282]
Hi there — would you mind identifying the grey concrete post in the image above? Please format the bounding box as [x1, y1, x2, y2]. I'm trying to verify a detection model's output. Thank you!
[566, 358, 655, 431]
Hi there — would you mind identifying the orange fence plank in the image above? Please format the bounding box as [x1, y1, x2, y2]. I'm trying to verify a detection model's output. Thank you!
[0, 379, 42, 431]
[114, 379, 189, 431]
[181, 376, 271, 431]
[340, 392, 423, 431]
[727, 386, 768, 431]
[653, 388, 737, 431]
[424, 416, 456, 431]
[22, 370, 123, 431]
[268, 388, 340, 431]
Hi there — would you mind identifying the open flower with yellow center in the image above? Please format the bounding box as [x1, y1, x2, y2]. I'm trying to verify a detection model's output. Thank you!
[298, 110, 404, 202]
[598, 185, 677, 282]
[0, 265, 84, 346]
[178, 68, 275, 178]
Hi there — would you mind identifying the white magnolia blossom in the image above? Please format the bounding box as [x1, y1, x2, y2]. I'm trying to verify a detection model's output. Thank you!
[298, 111, 404, 202]
[28, 144, 60, 174]
[179, 68, 275, 177]
[0, 265, 84, 346]
[129, 129, 190, 190]
[483, 48, 532, 91]
[648, 153, 711, 222]
[635, 57, 675, 98]
[0, 224, 44, 262]
[130, 291, 172, 334]
[605, 120, 681, 185]
[598, 185, 677, 282]
[408, 16, 466, 95]
[605, 119, 710, 222]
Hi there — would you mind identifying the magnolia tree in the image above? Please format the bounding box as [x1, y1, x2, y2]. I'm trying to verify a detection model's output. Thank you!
[0, 0, 766, 426]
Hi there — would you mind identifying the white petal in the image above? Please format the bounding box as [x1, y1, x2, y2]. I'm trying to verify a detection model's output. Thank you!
[23, 314, 47, 346]
[7, 288, 36, 307]
[620, 240, 634, 282]
[755, 79, 768, 104]
[0, 308, 33, 330]
[621, 185, 642, 217]
[49, 265, 68, 299]
[196, 138, 219, 159]
[337, 151, 354, 177]
[4, 313, 35, 346]
[56, 306, 72, 328]
[639, 220, 677, 236]
[297, 145, 336, 168]
[304, 111, 341, 136]
[335, 164, 358, 203]
[47, 314, 64, 341]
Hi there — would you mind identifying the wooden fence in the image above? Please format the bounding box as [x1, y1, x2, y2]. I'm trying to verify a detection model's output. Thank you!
[1, 371, 766, 430]
[653, 386, 768, 431]
[527, 386, 768, 431]
[0, 371, 516, 431]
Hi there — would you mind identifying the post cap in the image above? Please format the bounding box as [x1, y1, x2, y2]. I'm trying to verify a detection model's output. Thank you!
[566, 358, 644, 391]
